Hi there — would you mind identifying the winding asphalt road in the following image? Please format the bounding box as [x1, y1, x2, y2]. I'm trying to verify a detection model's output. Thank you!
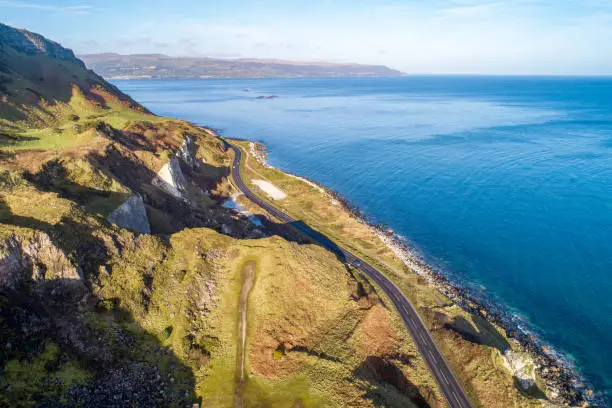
[227, 142, 474, 408]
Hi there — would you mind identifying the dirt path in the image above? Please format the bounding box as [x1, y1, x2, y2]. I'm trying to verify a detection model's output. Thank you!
[234, 260, 256, 408]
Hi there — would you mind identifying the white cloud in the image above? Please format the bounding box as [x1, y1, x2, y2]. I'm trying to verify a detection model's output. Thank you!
[0, 1, 94, 15]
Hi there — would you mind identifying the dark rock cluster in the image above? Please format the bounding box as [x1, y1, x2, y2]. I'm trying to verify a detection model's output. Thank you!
[37, 363, 193, 408]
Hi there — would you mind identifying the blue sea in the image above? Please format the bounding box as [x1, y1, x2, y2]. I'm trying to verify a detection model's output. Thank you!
[114, 76, 612, 400]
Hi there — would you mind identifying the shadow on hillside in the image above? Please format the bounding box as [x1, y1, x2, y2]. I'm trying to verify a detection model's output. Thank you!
[84, 142, 344, 253]
[0, 133, 39, 147]
[100, 122, 158, 153]
[0, 200, 197, 407]
[24, 158, 131, 217]
[182, 159, 230, 194]
[86, 145, 229, 234]
[0, 283, 196, 407]
[0, 35, 143, 112]
[263, 218, 348, 262]
[10, 125, 355, 261]
[0, 48, 76, 108]
[443, 315, 511, 352]
[0, 197, 110, 283]
[354, 356, 432, 408]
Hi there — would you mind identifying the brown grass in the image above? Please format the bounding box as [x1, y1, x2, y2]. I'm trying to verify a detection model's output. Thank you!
[353, 305, 400, 358]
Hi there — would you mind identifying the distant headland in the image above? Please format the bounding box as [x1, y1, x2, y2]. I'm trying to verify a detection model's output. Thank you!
[79, 53, 405, 79]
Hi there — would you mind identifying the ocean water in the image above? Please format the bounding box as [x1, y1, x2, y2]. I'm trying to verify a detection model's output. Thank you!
[113, 76, 612, 399]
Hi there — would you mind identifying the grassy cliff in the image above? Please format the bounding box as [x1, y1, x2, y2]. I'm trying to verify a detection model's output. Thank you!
[0, 23, 446, 408]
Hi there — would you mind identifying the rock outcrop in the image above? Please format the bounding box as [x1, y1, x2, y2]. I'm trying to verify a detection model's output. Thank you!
[0, 233, 82, 290]
[153, 136, 199, 200]
[154, 157, 188, 199]
[178, 135, 198, 169]
[0, 23, 84, 67]
[501, 350, 537, 391]
[107, 194, 151, 234]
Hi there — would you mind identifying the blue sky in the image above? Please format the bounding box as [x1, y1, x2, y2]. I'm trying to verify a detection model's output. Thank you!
[2, 0, 612, 74]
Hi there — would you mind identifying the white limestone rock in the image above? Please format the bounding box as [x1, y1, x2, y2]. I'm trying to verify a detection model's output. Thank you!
[107, 194, 151, 234]
[502, 349, 537, 390]
[153, 157, 187, 199]
[178, 135, 198, 169]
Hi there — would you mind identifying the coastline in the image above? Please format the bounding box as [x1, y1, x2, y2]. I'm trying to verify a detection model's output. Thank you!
[244, 140, 597, 407]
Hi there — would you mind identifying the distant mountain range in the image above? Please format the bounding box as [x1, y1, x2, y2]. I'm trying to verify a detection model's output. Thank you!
[79, 53, 405, 79]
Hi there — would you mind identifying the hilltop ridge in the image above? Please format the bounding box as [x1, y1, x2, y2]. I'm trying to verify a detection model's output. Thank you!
[0, 23, 146, 136]
[0, 23, 83, 66]
[79, 52, 405, 79]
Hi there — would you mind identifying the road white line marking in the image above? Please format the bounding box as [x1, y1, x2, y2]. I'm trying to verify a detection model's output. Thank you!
[440, 369, 450, 385]
[452, 391, 463, 408]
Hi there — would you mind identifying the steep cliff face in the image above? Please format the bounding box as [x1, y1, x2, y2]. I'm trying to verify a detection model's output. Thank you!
[178, 135, 199, 168]
[105, 133, 209, 234]
[0, 232, 82, 291]
[0, 23, 146, 132]
[0, 24, 84, 66]
[154, 157, 188, 199]
[153, 135, 203, 203]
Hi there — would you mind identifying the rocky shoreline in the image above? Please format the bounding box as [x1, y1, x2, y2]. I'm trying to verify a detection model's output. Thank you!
[245, 140, 598, 407]
[367, 227, 595, 407]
